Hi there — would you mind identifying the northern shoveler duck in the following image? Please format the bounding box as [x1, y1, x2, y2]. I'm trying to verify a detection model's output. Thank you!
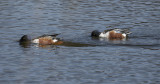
[91, 28, 131, 40]
[19, 34, 63, 45]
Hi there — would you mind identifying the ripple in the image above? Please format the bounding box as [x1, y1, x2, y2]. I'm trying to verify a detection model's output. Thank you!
[0, 0, 160, 84]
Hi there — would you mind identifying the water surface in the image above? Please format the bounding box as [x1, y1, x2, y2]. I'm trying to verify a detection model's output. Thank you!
[0, 0, 160, 84]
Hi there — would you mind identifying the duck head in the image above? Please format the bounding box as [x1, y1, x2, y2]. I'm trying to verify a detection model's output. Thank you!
[19, 35, 31, 42]
[91, 30, 101, 37]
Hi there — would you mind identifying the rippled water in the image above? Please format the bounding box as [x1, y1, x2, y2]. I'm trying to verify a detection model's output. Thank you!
[0, 0, 160, 84]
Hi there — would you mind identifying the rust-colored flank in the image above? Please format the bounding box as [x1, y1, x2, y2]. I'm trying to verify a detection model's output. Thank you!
[109, 31, 125, 40]
[39, 37, 54, 45]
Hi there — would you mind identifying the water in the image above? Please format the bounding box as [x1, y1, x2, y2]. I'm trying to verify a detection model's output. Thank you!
[0, 0, 160, 84]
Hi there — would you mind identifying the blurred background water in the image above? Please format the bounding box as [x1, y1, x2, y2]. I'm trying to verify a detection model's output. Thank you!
[0, 0, 160, 84]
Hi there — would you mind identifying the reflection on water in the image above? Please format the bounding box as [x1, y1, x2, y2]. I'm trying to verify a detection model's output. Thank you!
[19, 41, 97, 48]
[0, 0, 160, 84]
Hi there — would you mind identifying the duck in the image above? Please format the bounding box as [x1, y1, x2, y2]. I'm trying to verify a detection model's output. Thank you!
[19, 34, 63, 45]
[91, 28, 131, 40]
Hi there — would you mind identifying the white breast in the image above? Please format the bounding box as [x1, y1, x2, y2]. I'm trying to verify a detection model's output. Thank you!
[32, 39, 39, 43]
[99, 32, 109, 38]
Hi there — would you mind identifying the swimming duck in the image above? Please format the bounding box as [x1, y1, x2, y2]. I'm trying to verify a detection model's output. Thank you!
[19, 34, 63, 45]
[91, 28, 131, 40]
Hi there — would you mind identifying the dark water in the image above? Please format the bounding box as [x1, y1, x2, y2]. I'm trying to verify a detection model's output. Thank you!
[0, 0, 160, 84]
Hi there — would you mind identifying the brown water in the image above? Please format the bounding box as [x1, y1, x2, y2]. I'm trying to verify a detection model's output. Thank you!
[0, 0, 160, 84]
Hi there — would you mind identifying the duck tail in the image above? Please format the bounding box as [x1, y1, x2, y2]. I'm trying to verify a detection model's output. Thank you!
[50, 33, 60, 37]
[121, 28, 132, 35]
